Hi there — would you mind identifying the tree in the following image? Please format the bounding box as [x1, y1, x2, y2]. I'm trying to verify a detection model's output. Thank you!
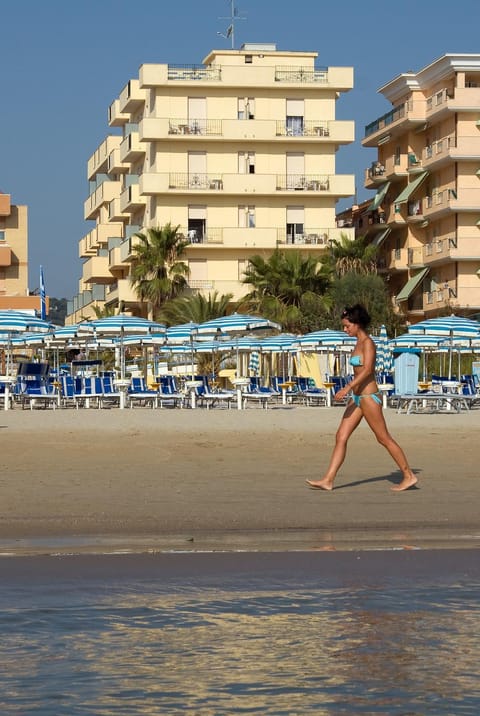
[158, 291, 234, 326]
[324, 233, 378, 278]
[130, 223, 190, 316]
[330, 273, 403, 334]
[47, 298, 68, 326]
[239, 250, 331, 333]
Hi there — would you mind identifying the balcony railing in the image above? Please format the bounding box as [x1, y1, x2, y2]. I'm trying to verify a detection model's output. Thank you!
[276, 174, 330, 191]
[168, 119, 222, 136]
[178, 227, 223, 244]
[167, 64, 221, 81]
[275, 120, 330, 137]
[169, 173, 224, 190]
[277, 228, 330, 245]
[275, 66, 328, 83]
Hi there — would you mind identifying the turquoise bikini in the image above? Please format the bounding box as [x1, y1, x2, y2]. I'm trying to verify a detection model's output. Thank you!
[349, 354, 382, 407]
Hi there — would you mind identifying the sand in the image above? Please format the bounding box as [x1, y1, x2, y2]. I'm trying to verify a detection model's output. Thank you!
[1, 404, 479, 555]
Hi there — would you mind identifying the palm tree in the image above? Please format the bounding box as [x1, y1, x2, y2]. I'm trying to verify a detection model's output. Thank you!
[158, 291, 234, 326]
[130, 223, 190, 316]
[241, 250, 330, 307]
[239, 250, 331, 333]
[325, 232, 378, 277]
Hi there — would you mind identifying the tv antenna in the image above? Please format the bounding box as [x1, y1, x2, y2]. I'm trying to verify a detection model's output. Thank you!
[217, 0, 246, 49]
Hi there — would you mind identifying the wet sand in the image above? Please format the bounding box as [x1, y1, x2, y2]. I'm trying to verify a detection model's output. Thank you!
[1, 406, 479, 554]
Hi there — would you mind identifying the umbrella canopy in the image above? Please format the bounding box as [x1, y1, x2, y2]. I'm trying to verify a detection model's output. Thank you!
[0, 310, 52, 375]
[293, 329, 355, 350]
[408, 314, 480, 337]
[165, 322, 199, 345]
[407, 315, 480, 378]
[374, 325, 393, 374]
[196, 312, 281, 337]
[196, 313, 281, 377]
[78, 314, 166, 378]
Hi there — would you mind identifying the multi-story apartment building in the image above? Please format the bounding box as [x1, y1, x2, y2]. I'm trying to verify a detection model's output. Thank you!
[362, 54, 480, 323]
[0, 192, 42, 312]
[67, 44, 355, 323]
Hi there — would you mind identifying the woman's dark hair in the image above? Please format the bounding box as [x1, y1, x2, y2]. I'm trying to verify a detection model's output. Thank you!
[341, 304, 371, 329]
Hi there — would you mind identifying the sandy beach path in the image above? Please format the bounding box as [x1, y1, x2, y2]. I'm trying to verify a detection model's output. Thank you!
[1, 406, 479, 554]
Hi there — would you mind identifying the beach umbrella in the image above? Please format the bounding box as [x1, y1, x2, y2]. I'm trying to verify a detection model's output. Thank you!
[248, 351, 260, 376]
[196, 313, 281, 377]
[258, 334, 297, 380]
[0, 310, 52, 375]
[407, 315, 480, 378]
[78, 314, 166, 379]
[374, 325, 393, 374]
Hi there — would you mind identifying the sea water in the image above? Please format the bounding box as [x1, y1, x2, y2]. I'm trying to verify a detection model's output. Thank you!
[0, 549, 479, 715]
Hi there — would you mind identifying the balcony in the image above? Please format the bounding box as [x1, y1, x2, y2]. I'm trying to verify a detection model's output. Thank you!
[274, 65, 353, 90]
[167, 64, 221, 81]
[120, 184, 146, 212]
[82, 255, 111, 283]
[407, 247, 425, 268]
[169, 173, 224, 191]
[108, 98, 129, 128]
[168, 118, 222, 136]
[109, 197, 130, 221]
[79, 222, 124, 258]
[104, 279, 139, 306]
[407, 199, 424, 222]
[276, 174, 330, 191]
[363, 100, 425, 146]
[364, 162, 386, 188]
[275, 119, 354, 144]
[118, 79, 146, 113]
[87, 136, 122, 180]
[119, 132, 145, 162]
[108, 147, 129, 174]
[84, 180, 122, 220]
[0, 245, 12, 266]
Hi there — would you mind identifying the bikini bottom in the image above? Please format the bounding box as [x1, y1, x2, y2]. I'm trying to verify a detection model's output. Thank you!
[351, 391, 382, 408]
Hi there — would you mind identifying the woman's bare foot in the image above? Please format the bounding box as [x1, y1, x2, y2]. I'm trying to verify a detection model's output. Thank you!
[391, 473, 418, 491]
[306, 479, 334, 491]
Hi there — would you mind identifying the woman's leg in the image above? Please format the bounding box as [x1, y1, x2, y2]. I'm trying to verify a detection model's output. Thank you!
[306, 401, 363, 490]
[360, 398, 418, 491]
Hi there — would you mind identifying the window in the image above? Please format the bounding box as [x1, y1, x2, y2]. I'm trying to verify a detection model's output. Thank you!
[0, 231, 5, 241]
[238, 151, 255, 174]
[245, 55, 253, 64]
[238, 97, 255, 119]
[238, 205, 255, 228]
[286, 99, 304, 136]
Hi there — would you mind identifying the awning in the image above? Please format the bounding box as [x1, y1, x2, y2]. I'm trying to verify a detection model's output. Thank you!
[367, 182, 390, 211]
[396, 268, 429, 302]
[372, 227, 391, 247]
[393, 172, 428, 204]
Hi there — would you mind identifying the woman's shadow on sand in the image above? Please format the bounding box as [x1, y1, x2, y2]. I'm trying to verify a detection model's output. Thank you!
[333, 470, 421, 490]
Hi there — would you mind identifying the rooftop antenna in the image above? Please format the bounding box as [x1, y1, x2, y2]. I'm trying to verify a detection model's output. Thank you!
[217, 0, 246, 49]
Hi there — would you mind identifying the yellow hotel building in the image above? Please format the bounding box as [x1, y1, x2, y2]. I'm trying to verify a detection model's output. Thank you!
[67, 44, 354, 322]
[362, 54, 480, 322]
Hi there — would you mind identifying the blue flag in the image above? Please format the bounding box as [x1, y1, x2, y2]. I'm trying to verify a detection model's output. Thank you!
[40, 265, 46, 320]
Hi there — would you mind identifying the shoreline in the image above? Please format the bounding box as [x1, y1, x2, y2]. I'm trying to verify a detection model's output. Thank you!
[2, 406, 480, 556]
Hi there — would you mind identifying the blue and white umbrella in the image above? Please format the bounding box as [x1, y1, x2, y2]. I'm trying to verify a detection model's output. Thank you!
[196, 313, 281, 376]
[0, 310, 52, 375]
[248, 351, 260, 376]
[408, 314, 480, 378]
[374, 325, 393, 374]
[79, 314, 166, 379]
[293, 329, 355, 350]
[196, 312, 281, 337]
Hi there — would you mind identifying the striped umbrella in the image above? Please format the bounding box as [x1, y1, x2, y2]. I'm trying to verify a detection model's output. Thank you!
[248, 351, 260, 376]
[408, 315, 480, 378]
[196, 313, 281, 337]
[196, 313, 281, 377]
[78, 314, 166, 379]
[374, 325, 393, 374]
[0, 310, 52, 375]
[293, 329, 355, 350]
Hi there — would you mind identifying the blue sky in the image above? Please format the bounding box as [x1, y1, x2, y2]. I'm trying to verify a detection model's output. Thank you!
[1, 0, 479, 298]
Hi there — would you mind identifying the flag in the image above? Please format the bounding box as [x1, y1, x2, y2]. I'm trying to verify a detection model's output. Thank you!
[40, 265, 47, 320]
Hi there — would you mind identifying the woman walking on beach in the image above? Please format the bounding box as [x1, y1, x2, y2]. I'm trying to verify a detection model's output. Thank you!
[306, 304, 418, 492]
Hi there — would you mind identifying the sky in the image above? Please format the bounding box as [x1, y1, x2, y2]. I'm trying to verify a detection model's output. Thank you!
[1, 0, 480, 299]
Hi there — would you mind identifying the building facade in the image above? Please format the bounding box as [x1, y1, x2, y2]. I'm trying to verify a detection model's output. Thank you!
[362, 54, 480, 322]
[0, 192, 42, 313]
[67, 44, 355, 323]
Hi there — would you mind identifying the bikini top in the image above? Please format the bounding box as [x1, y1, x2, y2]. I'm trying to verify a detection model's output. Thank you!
[349, 355, 363, 367]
